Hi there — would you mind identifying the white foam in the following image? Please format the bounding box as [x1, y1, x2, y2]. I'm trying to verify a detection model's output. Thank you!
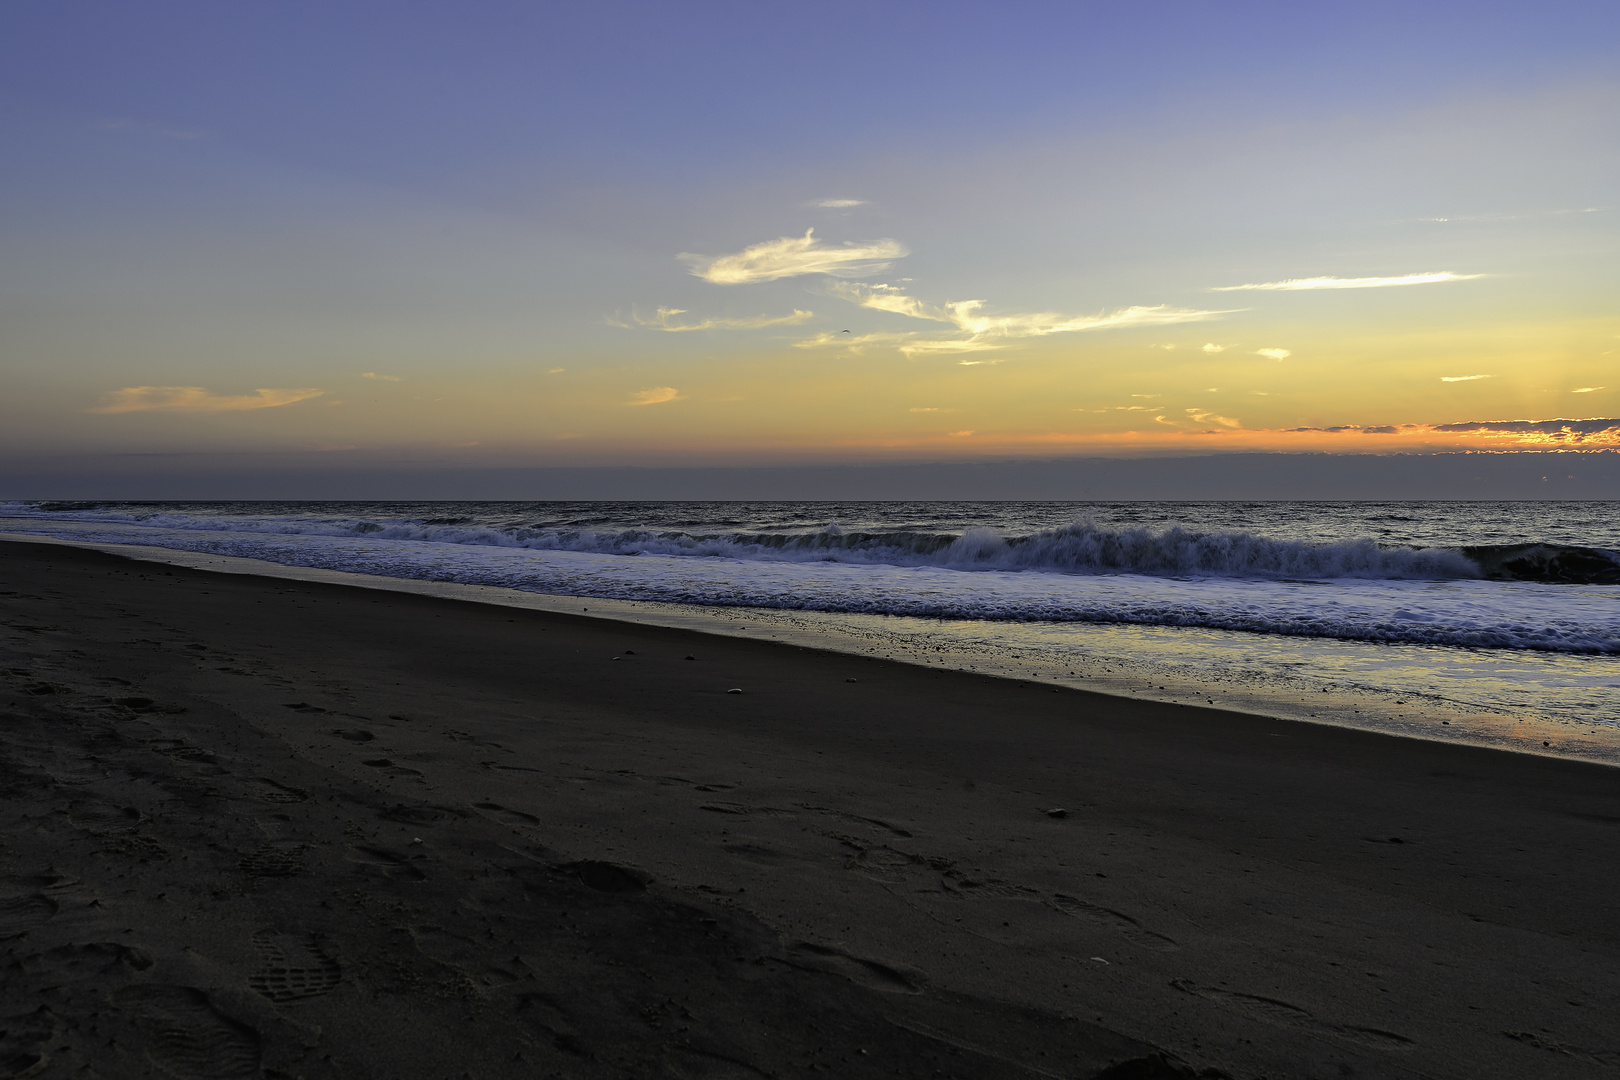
[0, 503, 1485, 579]
[4, 515, 1616, 654]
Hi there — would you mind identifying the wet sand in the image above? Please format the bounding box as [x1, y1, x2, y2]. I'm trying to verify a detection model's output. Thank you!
[2, 537, 1618, 1079]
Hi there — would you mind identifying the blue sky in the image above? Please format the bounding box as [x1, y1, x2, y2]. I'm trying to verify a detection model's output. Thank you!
[2, 0, 1617, 486]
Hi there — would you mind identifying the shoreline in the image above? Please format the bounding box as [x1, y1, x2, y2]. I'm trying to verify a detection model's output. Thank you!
[5, 529, 1616, 768]
[3, 537, 1620, 1077]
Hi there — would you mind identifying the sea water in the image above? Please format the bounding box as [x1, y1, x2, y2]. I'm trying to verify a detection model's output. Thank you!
[3, 500, 1617, 762]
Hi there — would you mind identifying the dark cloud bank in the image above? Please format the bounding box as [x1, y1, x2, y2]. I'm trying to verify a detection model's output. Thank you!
[3, 451, 1618, 501]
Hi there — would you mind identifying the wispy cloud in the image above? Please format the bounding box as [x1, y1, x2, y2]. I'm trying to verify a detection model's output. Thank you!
[1573, 386, 1605, 393]
[1184, 408, 1242, 428]
[811, 198, 867, 209]
[814, 282, 1235, 357]
[908, 407, 957, 413]
[792, 329, 1007, 359]
[1201, 343, 1227, 353]
[89, 386, 324, 414]
[682, 228, 906, 284]
[1211, 271, 1485, 292]
[361, 372, 401, 382]
[1255, 348, 1291, 361]
[1440, 374, 1491, 382]
[631, 307, 813, 331]
[628, 386, 682, 406]
[548, 368, 566, 374]
[835, 283, 1230, 337]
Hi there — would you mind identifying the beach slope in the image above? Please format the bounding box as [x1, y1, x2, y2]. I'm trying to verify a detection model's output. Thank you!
[2, 539, 1617, 1079]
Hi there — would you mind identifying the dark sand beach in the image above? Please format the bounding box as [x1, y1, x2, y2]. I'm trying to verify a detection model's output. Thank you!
[2, 537, 1618, 1079]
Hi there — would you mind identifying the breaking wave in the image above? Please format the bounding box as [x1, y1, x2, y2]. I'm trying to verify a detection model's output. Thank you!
[11, 502, 1613, 582]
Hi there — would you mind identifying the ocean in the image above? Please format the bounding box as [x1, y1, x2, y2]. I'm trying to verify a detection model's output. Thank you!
[4, 500, 1618, 763]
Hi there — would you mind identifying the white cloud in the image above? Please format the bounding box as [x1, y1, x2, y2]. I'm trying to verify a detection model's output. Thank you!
[1573, 386, 1605, 393]
[1440, 374, 1492, 382]
[682, 228, 906, 284]
[632, 307, 813, 331]
[845, 286, 1230, 337]
[89, 386, 324, 413]
[791, 329, 1006, 359]
[901, 338, 1009, 358]
[628, 386, 682, 406]
[361, 371, 401, 382]
[1212, 271, 1485, 292]
[1201, 343, 1226, 353]
[820, 282, 1236, 357]
[811, 198, 867, 209]
[1185, 408, 1242, 428]
[1255, 348, 1291, 361]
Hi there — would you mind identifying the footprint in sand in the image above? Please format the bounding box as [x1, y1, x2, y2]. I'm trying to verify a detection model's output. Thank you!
[241, 778, 308, 804]
[846, 845, 927, 884]
[155, 743, 218, 765]
[248, 930, 342, 1003]
[0, 1005, 58, 1078]
[112, 985, 261, 1080]
[238, 841, 308, 879]
[0, 894, 58, 940]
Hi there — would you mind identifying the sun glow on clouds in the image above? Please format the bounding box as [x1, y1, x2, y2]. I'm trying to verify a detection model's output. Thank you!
[632, 307, 813, 331]
[1184, 408, 1242, 428]
[1441, 374, 1492, 382]
[1211, 272, 1485, 291]
[833, 283, 1231, 338]
[1573, 387, 1605, 393]
[682, 229, 906, 284]
[1254, 348, 1291, 360]
[801, 282, 1235, 357]
[855, 417, 1620, 456]
[628, 386, 682, 406]
[90, 386, 325, 413]
[361, 372, 401, 381]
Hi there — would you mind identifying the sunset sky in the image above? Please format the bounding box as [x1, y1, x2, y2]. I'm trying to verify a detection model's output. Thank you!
[2, 1, 1618, 491]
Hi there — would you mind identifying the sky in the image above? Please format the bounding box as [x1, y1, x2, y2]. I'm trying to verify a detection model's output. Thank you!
[2, 0, 1618, 495]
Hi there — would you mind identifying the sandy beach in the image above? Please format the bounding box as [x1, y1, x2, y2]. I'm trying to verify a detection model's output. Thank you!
[3, 536, 1618, 1079]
